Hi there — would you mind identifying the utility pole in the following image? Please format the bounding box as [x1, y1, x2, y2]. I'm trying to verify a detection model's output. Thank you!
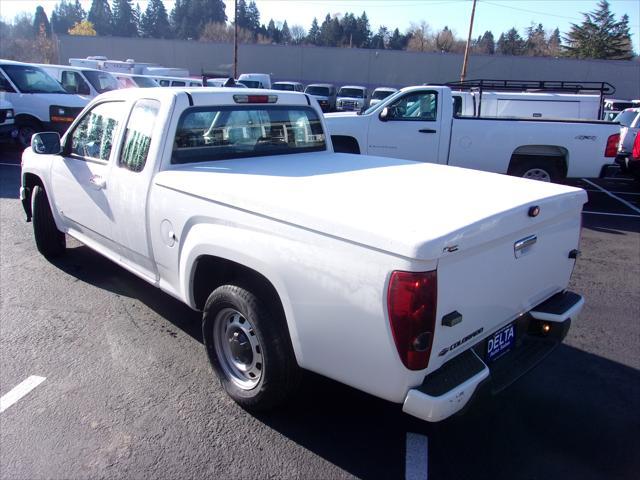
[233, 0, 238, 79]
[460, 0, 477, 82]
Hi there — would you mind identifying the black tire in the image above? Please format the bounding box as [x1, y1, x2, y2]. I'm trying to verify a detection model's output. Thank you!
[202, 284, 300, 410]
[16, 120, 41, 148]
[508, 157, 562, 183]
[31, 185, 66, 258]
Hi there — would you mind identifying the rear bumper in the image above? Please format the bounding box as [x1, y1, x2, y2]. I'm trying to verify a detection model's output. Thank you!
[402, 290, 582, 422]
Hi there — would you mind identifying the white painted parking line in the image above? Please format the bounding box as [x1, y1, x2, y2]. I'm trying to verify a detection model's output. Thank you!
[0, 162, 20, 167]
[583, 211, 640, 218]
[0, 376, 46, 413]
[583, 189, 640, 196]
[406, 433, 428, 480]
[581, 178, 640, 215]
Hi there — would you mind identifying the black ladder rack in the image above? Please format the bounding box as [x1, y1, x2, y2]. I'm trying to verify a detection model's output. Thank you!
[442, 79, 616, 118]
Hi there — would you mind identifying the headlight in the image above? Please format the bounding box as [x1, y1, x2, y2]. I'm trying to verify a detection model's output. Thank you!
[5, 109, 13, 118]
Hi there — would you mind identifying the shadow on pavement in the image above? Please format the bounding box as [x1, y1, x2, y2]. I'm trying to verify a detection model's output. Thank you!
[43, 240, 640, 480]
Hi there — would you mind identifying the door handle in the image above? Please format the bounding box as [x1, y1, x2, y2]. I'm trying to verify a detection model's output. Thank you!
[418, 129, 437, 133]
[89, 175, 106, 190]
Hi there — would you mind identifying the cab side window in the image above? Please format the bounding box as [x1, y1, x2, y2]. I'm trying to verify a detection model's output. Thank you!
[61, 71, 90, 95]
[387, 91, 438, 121]
[119, 99, 160, 172]
[70, 102, 123, 161]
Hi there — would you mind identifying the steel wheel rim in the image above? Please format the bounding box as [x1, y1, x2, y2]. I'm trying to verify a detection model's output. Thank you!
[214, 307, 263, 390]
[522, 168, 552, 182]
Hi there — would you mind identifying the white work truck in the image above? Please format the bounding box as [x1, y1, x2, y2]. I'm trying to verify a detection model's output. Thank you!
[326, 85, 620, 182]
[21, 87, 586, 422]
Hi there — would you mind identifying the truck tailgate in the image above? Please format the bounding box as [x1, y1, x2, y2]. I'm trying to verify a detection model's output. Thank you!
[429, 190, 585, 372]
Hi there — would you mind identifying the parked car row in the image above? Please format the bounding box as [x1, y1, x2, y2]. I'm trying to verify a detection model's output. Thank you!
[614, 107, 640, 180]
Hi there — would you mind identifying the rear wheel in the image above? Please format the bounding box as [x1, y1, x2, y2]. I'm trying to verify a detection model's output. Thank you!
[202, 284, 300, 410]
[509, 158, 562, 183]
[31, 185, 66, 258]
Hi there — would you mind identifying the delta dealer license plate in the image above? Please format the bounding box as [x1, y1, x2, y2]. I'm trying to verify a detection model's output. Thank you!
[487, 323, 515, 362]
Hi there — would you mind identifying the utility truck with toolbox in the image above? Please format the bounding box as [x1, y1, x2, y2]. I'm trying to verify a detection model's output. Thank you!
[21, 87, 586, 422]
[326, 85, 620, 182]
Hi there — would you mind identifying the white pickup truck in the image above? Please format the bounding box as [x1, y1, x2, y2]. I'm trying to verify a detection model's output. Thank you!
[326, 86, 620, 182]
[21, 87, 586, 422]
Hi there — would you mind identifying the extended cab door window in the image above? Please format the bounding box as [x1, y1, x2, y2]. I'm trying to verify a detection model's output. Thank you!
[70, 102, 123, 162]
[119, 99, 160, 172]
[61, 71, 91, 95]
[386, 91, 438, 121]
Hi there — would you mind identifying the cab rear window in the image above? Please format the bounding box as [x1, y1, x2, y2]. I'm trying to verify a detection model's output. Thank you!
[172, 106, 326, 164]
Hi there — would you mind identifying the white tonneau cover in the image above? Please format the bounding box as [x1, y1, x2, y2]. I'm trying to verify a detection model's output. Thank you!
[157, 153, 587, 260]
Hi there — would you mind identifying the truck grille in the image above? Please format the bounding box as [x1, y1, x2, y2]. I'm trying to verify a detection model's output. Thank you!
[341, 100, 359, 110]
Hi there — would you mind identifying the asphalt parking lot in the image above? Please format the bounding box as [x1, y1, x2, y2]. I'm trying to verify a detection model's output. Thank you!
[1, 144, 638, 480]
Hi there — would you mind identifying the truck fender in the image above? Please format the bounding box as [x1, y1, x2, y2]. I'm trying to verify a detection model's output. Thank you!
[178, 223, 304, 365]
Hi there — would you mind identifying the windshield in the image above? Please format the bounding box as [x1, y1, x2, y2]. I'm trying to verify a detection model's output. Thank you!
[305, 86, 330, 96]
[338, 88, 364, 98]
[1, 64, 67, 94]
[172, 105, 326, 164]
[132, 76, 158, 88]
[273, 83, 295, 91]
[614, 110, 639, 127]
[83, 70, 119, 93]
[238, 80, 262, 88]
[372, 90, 395, 100]
[362, 89, 404, 115]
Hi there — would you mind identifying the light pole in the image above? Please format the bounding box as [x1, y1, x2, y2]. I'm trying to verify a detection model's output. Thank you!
[460, 0, 477, 82]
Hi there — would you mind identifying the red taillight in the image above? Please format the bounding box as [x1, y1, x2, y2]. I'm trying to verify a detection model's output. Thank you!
[605, 133, 620, 157]
[387, 270, 437, 370]
[632, 132, 640, 160]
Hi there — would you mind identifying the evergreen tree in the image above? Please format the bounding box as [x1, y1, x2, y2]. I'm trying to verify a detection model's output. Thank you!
[246, 1, 261, 33]
[547, 28, 562, 56]
[280, 20, 291, 44]
[33, 6, 51, 38]
[133, 3, 142, 35]
[525, 23, 547, 56]
[51, 0, 86, 35]
[266, 19, 279, 43]
[235, 0, 249, 29]
[112, 0, 138, 37]
[474, 30, 495, 54]
[88, 0, 113, 36]
[497, 28, 525, 55]
[388, 28, 406, 50]
[354, 11, 371, 48]
[307, 17, 320, 45]
[319, 14, 342, 47]
[370, 26, 388, 50]
[563, 0, 633, 60]
[340, 12, 358, 47]
[140, 0, 171, 38]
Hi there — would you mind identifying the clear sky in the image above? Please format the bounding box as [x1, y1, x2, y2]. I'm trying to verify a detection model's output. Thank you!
[0, 0, 638, 51]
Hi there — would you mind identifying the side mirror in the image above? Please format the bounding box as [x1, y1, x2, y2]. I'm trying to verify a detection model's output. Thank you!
[379, 107, 390, 122]
[32, 132, 62, 155]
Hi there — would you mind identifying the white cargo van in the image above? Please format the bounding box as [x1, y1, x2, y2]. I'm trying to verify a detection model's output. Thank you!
[0, 60, 89, 146]
[152, 75, 203, 87]
[237, 73, 271, 89]
[37, 64, 119, 97]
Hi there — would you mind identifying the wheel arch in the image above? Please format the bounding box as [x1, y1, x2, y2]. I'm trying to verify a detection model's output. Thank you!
[185, 247, 303, 365]
[508, 145, 569, 178]
[21, 172, 45, 221]
[331, 135, 361, 154]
